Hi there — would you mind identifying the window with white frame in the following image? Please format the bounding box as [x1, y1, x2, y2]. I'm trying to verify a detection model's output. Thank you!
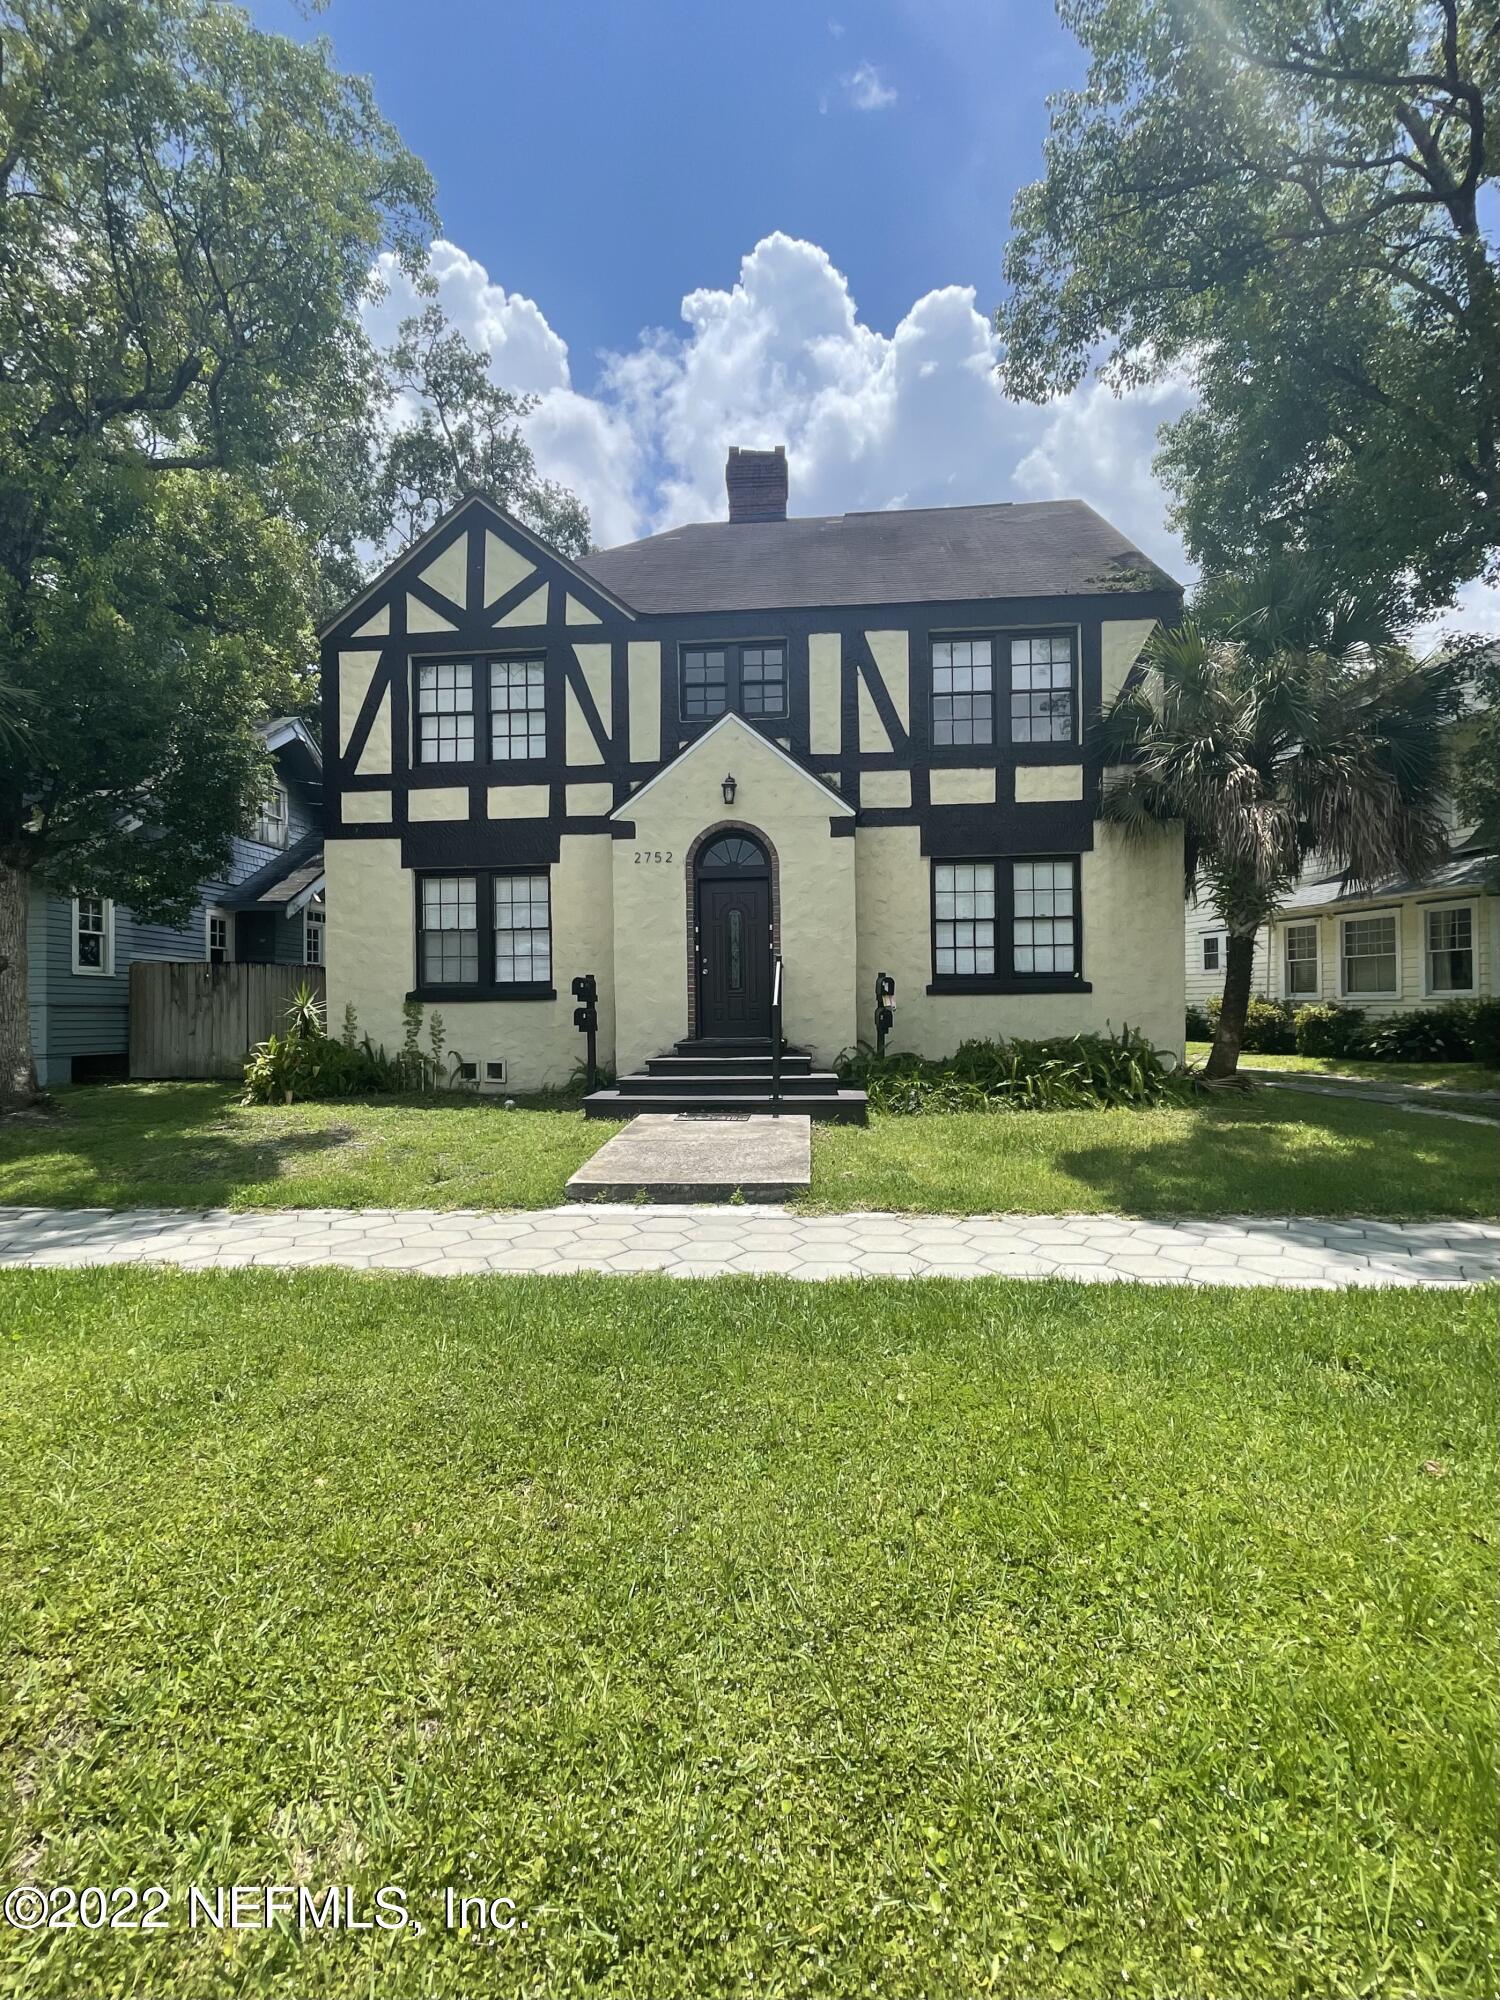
[1013, 859, 1077, 974]
[1284, 922, 1318, 995]
[931, 640, 994, 747]
[1425, 904, 1474, 993]
[419, 876, 478, 985]
[304, 906, 325, 967]
[933, 862, 996, 976]
[416, 660, 475, 763]
[1009, 634, 1075, 743]
[206, 909, 230, 965]
[494, 874, 551, 986]
[489, 658, 546, 760]
[1202, 935, 1221, 972]
[1341, 913, 1398, 996]
[72, 895, 112, 975]
[253, 783, 289, 848]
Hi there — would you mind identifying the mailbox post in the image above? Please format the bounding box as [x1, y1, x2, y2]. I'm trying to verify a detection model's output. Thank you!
[874, 972, 895, 1058]
[571, 972, 599, 1093]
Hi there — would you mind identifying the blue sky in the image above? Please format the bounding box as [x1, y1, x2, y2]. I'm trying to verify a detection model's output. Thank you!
[246, 1, 1492, 636]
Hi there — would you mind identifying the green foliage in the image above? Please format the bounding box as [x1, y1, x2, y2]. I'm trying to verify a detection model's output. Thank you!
[1184, 1003, 1212, 1041]
[242, 986, 399, 1103]
[374, 305, 591, 557]
[999, 0, 1499, 614]
[1454, 645, 1500, 886]
[1204, 994, 1297, 1054]
[1293, 1004, 1369, 1058]
[1363, 999, 1500, 1066]
[837, 1028, 1182, 1114]
[0, 0, 437, 1090]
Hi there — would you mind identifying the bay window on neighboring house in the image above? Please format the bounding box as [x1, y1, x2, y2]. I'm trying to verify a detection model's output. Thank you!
[416, 870, 553, 999]
[71, 894, 113, 975]
[1340, 913, 1399, 999]
[1424, 904, 1475, 995]
[931, 857, 1083, 989]
[1283, 922, 1318, 997]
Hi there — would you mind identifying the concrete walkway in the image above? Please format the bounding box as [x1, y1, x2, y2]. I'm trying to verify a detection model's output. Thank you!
[1245, 1070, 1500, 1125]
[1, 1205, 1495, 1287]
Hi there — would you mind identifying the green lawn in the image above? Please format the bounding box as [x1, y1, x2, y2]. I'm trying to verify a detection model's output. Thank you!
[1186, 1041, 1500, 1093]
[0, 1269, 1492, 1999]
[1, 1082, 1494, 1218]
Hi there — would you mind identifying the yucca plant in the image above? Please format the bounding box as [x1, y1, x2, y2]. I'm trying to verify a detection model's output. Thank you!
[1097, 560, 1466, 1078]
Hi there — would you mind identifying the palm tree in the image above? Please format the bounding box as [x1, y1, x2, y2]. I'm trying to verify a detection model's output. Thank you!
[1096, 562, 1462, 1079]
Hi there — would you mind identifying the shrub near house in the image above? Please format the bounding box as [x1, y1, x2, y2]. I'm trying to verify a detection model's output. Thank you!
[1192, 995, 1500, 1065]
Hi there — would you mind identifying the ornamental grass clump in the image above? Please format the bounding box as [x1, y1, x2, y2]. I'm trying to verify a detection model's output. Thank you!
[837, 1027, 1180, 1114]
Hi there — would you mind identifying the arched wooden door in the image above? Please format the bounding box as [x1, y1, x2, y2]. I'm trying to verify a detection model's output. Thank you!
[694, 833, 772, 1038]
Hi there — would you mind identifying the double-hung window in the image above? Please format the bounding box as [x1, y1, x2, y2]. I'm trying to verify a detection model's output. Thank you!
[1425, 905, 1474, 994]
[1009, 635, 1075, 742]
[932, 858, 1082, 985]
[489, 658, 546, 760]
[206, 909, 230, 965]
[931, 631, 1077, 747]
[679, 642, 787, 722]
[72, 895, 112, 975]
[416, 661, 475, 763]
[1202, 935, 1221, 972]
[253, 784, 289, 848]
[304, 906, 325, 967]
[931, 640, 993, 746]
[1012, 859, 1077, 974]
[1284, 922, 1318, 995]
[416, 871, 553, 996]
[1341, 913, 1398, 997]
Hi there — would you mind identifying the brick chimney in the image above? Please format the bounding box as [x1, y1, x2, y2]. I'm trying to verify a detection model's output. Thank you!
[725, 444, 788, 523]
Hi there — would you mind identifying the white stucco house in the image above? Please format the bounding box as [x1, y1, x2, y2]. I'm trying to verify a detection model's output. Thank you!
[320, 449, 1187, 1117]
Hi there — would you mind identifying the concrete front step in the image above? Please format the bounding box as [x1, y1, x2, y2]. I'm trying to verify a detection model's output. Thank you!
[647, 1052, 814, 1077]
[624, 1070, 837, 1096]
[583, 1088, 867, 1124]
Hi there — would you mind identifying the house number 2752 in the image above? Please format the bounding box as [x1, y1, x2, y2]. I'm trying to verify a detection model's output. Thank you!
[633, 850, 673, 864]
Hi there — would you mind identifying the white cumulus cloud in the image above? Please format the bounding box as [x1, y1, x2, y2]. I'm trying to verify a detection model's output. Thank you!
[843, 61, 898, 110]
[367, 231, 1204, 577]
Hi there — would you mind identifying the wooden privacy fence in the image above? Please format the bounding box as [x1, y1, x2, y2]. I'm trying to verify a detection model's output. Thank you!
[129, 963, 327, 1079]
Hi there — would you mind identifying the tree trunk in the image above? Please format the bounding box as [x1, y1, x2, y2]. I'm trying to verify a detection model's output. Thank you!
[1205, 930, 1258, 1079]
[0, 858, 40, 1105]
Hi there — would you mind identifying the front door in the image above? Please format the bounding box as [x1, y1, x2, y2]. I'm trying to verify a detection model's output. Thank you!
[697, 875, 771, 1037]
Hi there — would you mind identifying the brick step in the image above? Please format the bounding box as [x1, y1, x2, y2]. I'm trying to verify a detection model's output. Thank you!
[582, 1089, 867, 1125]
[646, 1053, 814, 1078]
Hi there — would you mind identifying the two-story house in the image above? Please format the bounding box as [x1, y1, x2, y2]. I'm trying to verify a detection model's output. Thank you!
[27, 717, 326, 1086]
[320, 449, 1186, 1113]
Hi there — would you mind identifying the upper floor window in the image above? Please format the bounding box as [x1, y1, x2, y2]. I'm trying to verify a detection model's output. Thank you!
[1009, 635, 1075, 743]
[931, 639, 993, 746]
[931, 631, 1077, 747]
[679, 642, 787, 722]
[1341, 913, 1398, 997]
[1425, 904, 1474, 994]
[416, 660, 475, 763]
[72, 895, 113, 976]
[253, 783, 289, 848]
[490, 658, 547, 760]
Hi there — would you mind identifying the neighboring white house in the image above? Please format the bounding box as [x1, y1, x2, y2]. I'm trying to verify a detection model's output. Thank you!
[1185, 827, 1497, 1019]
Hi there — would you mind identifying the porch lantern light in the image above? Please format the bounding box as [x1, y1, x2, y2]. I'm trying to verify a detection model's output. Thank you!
[721, 772, 737, 805]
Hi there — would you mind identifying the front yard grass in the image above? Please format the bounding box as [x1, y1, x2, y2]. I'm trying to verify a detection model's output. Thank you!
[1186, 1041, 1500, 1093]
[1, 1268, 1492, 1999]
[1, 1081, 1493, 1218]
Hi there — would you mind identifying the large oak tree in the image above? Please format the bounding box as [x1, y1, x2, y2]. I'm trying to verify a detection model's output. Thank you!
[0, 2, 443, 1100]
[999, 0, 1499, 614]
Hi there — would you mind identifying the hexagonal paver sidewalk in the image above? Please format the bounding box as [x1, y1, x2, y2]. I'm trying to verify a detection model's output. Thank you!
[0, 1206, 1495, 1287]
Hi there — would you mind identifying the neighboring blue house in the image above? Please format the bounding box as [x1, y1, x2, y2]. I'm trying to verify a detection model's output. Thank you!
[26, 718, 326, 1086]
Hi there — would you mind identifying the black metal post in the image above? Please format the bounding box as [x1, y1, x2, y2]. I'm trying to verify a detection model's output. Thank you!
[874, 972, 895, 1058]
[571, 973, 599, 1093]
[770, 956, 783, 1117]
